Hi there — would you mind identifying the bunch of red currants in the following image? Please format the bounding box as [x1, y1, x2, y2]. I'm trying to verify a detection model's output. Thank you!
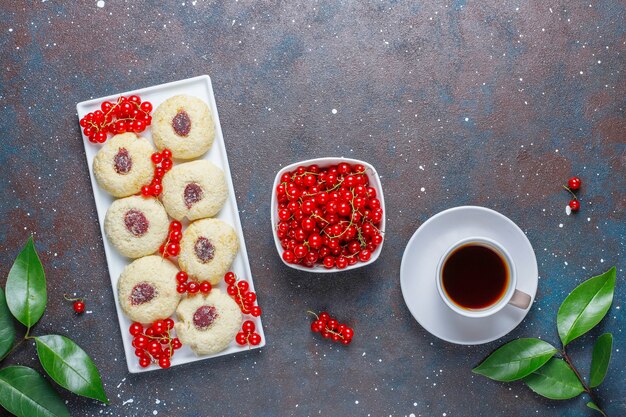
[175, 270, 212, 295]
[564, 176, 582, 212]
[235, 320, 262, 347]
[158, 220, 183, 258]
[309, 311, 354, 345]
[275, 162, 384, 269]
[80, 95, 153, 143]
[129, 319, 182, 369]
[141, 148, 173, 197]
[224, 272, 262, 317]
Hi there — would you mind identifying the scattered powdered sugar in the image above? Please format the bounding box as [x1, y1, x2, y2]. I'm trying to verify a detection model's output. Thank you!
[122, 399, 134, 406]
[96, 0, 105, 7]
[565, 204, 571, 215]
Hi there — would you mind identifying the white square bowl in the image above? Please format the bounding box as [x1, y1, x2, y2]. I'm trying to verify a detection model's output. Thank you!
[270, 157, 386, 273]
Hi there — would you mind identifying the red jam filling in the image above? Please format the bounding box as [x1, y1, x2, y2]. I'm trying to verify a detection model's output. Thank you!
[113, 148, 132, 174]
[124, 209, 149, 237]
[172, 110, 191, 136]
[194, 237, 215, 263]
[130, 282, 156, 306]
[193, 305, 218, 330]
[184, 183, 204, 208]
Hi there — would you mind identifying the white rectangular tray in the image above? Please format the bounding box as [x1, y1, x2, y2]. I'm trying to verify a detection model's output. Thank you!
[77, 75, 265, 373]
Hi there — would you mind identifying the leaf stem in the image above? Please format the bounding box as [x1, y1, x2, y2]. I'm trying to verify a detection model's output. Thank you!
[562, 348, 607, 416]
[0, 337, 26, 362]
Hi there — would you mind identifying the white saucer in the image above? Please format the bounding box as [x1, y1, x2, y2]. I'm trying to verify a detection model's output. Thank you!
[400, 206, 538, 345]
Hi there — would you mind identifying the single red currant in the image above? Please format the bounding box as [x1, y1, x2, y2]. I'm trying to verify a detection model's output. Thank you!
[73, 301, 85, 314]
[248, 333, 262, 346]
[224, 272, 236, 285]
[129, 322, 143, 336]
[568, 176, 581, 190]
[242, 320, 255, 333]
[199, 281, 212, 294]
[569, 199, 580, 211]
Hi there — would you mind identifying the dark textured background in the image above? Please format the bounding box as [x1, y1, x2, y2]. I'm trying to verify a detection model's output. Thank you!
[0, 1, 624, 416]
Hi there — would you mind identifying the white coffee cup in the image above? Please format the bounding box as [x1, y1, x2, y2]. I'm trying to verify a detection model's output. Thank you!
[436, 237, 531, 318]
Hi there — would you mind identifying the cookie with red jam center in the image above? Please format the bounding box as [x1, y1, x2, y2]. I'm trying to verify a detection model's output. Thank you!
[104, 196, 169, 258]
[152, 95, 215, 159]
[160, 160, 228, 221]
[93, 132, 155, 197]
[178, 218, 239, 285]
[118, 256, 182, 324]
[175, 290, 242, 355]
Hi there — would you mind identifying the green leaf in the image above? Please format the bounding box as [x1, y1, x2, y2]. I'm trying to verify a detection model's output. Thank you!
[35, 335, 108, 403]
[524, 358, 585, 399]
[586, 401, 607, 416]
[589, 333, 613, 388]
[557, 267, 616, 346]
[0, 287, 16, 359]
[5, 236, 47, 328]
[0, 366, 70, 417]
[472, 338, 557, 382]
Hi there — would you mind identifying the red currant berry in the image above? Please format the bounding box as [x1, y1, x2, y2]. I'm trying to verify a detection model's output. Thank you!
[172, 338, 182, 349]
[166, 242, 180, 256]
[159, 357, 171, 369]
[176, 271, 188, 284]
[568, 176, 581, 190]
[154, 167, 165, 178]
[152, 319, 165, 334]
[227, 285, 237, 296]
[245, 292, 257, 303]
[161, 158, 173, 171]
[139, 357, 151, 368]
[250, 306, 262, 317]
[342, 327, 354, 339]
[237, 280, 249, 293]
[224, 272, 236, 285]
[129, 322, 143, 336]
[151, 152, 163, 164]
[73, 301, 85, 314]
[164, 318, 175, 330]
[323, 256, 335, 269]
[161, 148, 172, 159]
[132, 119, 145, 132]
[358, 249, 372, 262]
[199, 281, 212, 294]
[140, 101, 153, 113]
[168, 222, 182, 234]
[187, 281, 200, 294]
[318, 312, 330, 323]
[248, 333, 262, 346]
[341, 338, 352, 345]
[134, 335, 148, 349]
[242, 320, 256, 333]
[282, 250, 296, 263]
[236, 332, 248, 345]
[176, 283, 187, 293]
[141, 185, 151, 197]
[569, 199, 580, 211]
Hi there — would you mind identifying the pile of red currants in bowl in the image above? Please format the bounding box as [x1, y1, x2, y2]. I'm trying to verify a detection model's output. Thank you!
[274, 161, 384, 269]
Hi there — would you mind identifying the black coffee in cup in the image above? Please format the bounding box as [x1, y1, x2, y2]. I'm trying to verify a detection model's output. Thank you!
[441, 244, 509, 310]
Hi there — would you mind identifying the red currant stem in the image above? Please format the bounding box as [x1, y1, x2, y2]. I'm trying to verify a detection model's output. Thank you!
[325, 326, 346, 340]
[63, 293, 84, 302]
[234, 279, 251, 314]
[309, 213, 329, 224]
[562, 185, 578, 200]
[306, 310, 320, 320]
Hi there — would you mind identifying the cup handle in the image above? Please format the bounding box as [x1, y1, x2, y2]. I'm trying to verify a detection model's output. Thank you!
[508, 289, 532, 310]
